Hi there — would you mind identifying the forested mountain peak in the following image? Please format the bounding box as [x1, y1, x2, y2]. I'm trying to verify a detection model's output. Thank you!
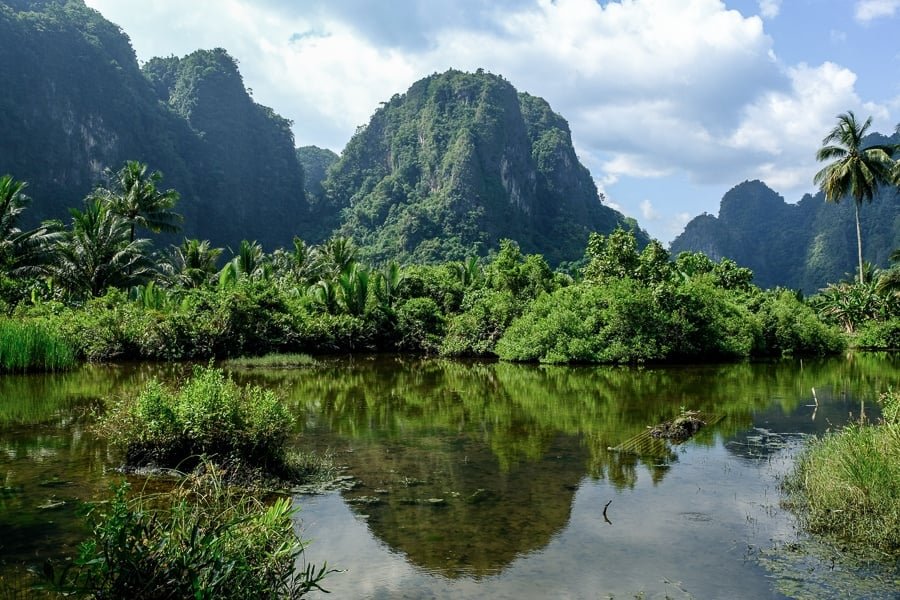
[670, 158, 900, 293]
[322, 69, 642, 264]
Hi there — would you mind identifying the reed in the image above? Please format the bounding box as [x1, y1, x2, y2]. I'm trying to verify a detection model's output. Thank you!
[0, 319, 75, 373]
[784, 390, 900, 552]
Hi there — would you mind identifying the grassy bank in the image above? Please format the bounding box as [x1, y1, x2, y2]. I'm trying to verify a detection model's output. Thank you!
[0, 318, 75, 372]
[784, 390, 900, 553]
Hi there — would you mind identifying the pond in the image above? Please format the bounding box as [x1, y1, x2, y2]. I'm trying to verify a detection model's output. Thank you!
[0, 355, 898, 598]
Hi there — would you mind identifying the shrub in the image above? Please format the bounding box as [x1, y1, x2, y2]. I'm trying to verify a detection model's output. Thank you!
[104, 366, 299, 481]
[496, 278, 758, 364]
[49, 471, 331, 599]
[495, 282, 656, 364]
[855, 318, 900, 349]
[395, 297, 445, 353]
[0, 318, 75, 372]
[753, 290, 845, 356]
[441, 289, 519, 357]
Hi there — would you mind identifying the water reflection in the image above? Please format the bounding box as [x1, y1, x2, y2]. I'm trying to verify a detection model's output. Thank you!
[0, 355, 897, 596]
[233, 355, 898, 581]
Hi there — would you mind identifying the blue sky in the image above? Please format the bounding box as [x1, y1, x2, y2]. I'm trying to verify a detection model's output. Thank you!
[83, 0, 900, 244]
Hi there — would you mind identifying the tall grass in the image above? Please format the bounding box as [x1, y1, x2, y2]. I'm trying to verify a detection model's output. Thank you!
[784, 390, 900, 552]
[0, 319, 75, 373]
[47, 467, 333, 599]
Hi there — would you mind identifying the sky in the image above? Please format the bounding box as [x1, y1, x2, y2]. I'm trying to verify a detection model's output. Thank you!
[82, 0, 900, 244]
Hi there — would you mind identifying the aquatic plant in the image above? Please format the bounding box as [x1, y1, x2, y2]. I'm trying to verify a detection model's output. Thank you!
[223, 352, 317, 369]
[0, 318, 75, 372]
[47, 469, 332, 599]
[784, 389, 900, 552]
[103, 365, 315, 483]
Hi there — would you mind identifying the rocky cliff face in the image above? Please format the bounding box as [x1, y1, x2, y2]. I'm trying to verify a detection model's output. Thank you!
[323, 69, 642, 264]
[0, 0, 308, 250]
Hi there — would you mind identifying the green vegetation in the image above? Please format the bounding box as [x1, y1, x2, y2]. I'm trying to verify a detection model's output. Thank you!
[784, 390, 900, 552]
[102, 365, 312, 483]
[223, 353, 317, 369]
[496, 230, 843, 364]
[814, 112, 897, 285]
[3, 173, 851, 363]
[49, 470, 331, 598]
[0, 318, 75, 372]
[323, 69, 642, 265]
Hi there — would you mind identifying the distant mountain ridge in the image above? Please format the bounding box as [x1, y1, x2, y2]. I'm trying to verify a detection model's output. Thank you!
[670, 161, 900, 293]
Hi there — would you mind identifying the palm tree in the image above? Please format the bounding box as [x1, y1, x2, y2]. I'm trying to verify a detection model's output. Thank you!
[163, 238, 223, 288]
[814, 112, 896, 284]
[337, 264, 371, 316]
[45, 199, 154, 298]
[313, 236, 357, 281]
[99, 161, 182, 242]
[0, 175, 61, 275]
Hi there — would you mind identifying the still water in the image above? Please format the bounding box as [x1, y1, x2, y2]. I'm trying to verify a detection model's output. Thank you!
[0, 355, 898, 598]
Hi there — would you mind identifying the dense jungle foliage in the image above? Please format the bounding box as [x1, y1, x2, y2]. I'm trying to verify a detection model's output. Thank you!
[1, 164, 866, 367]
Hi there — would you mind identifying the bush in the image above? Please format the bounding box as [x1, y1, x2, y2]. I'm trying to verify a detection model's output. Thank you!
[753, 290, 846, 356]
[496, 278, 758, 364]
[104, 366, 300, 481]
[855, 318, 900, 349]
[49, 471, 331, 599]
[395, 297, 445, 353]
[0, 317, 75, 372]
[496, 282, 667, 364]
[783, 391, 900, 552]
[441, 289, 519, 357]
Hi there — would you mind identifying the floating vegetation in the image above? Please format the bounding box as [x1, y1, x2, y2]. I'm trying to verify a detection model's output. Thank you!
[609, 411, 723, 457]
[223, 353, 317, 369]
[649, 411, 707, 442]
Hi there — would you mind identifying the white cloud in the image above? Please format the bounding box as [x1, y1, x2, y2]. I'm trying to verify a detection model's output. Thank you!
[758, 0, 781, 19]
[640, 199, 661, 221]
[855, 0, 900, 22]
[727, 62, 891, 191]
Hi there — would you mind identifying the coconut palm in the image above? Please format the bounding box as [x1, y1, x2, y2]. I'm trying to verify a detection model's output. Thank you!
[45, 199, 155, 298]
[163, 238, 223, 288]
[99, 161, 182, 242]
[0, 175, 61, 275]
[814, 112, 896, 284]
[313, 236, 357, 281]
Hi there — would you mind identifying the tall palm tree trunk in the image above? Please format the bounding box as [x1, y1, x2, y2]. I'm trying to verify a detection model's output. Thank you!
[855, 201, 864, 284]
